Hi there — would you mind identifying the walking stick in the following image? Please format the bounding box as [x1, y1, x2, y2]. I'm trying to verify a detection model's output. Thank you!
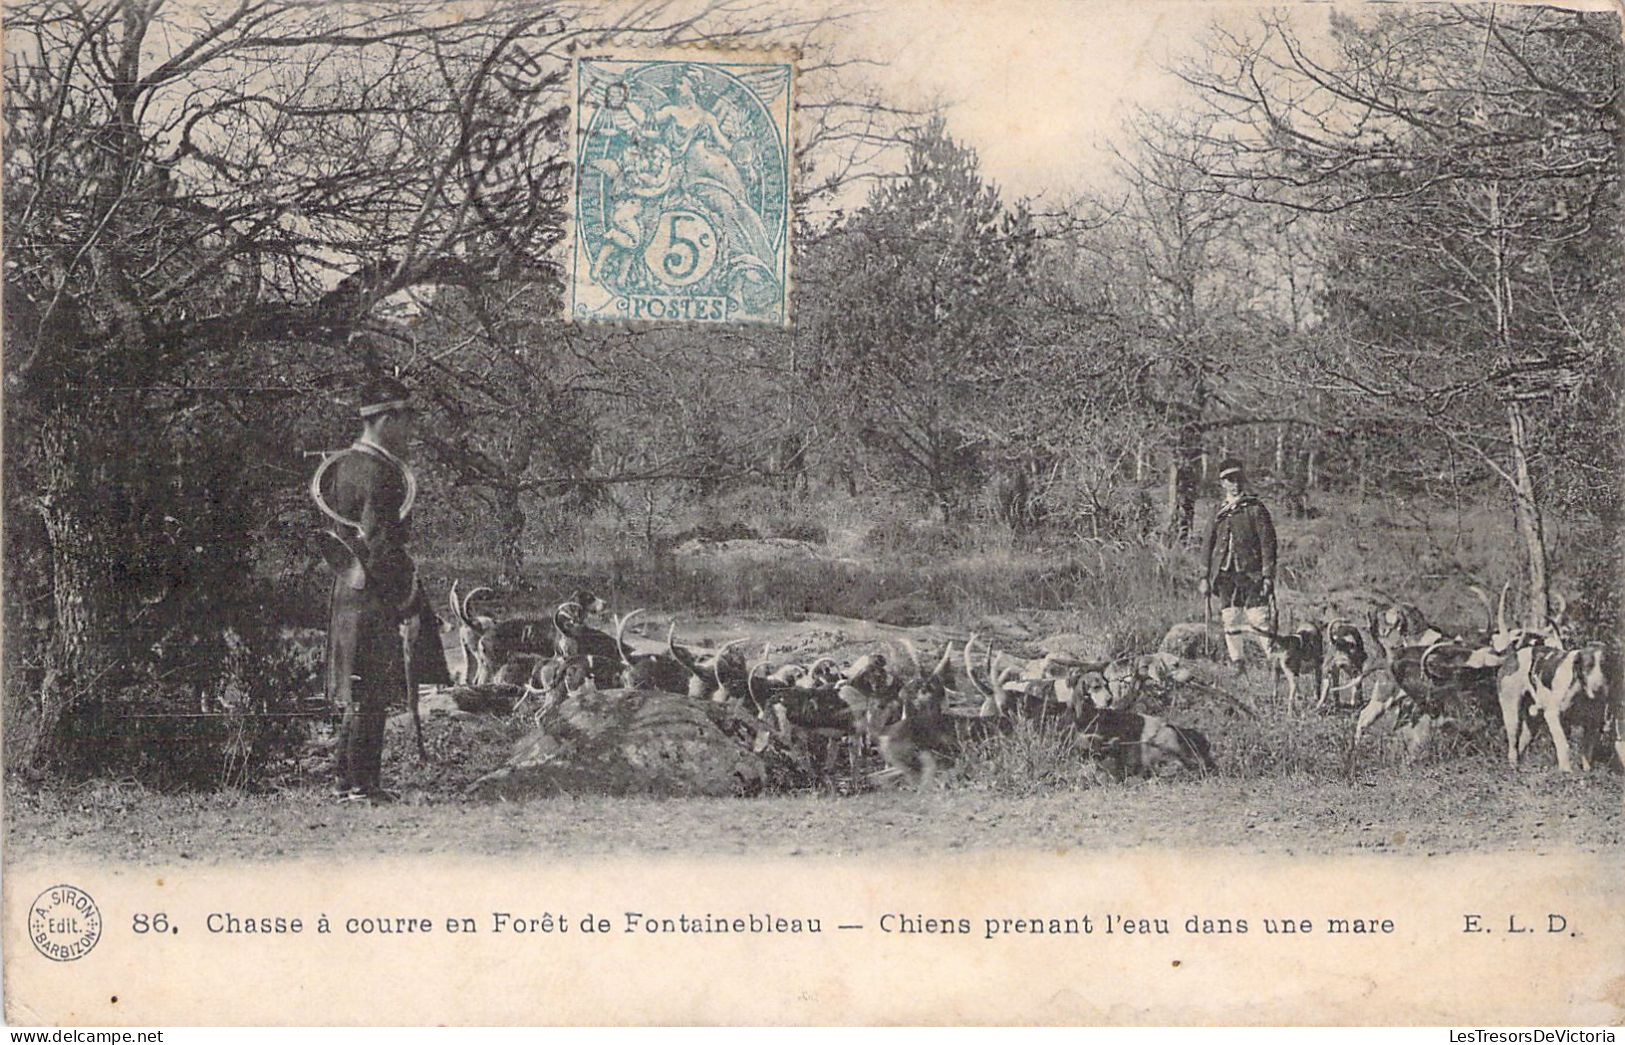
[403, 624, 427, 762]
[1203, 586, 1214, 659]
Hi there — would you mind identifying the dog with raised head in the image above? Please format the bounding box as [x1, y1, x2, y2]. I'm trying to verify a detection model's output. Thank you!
[1318, 619, 1369, 709]
[1368, 603, 1443, 658]
[875, 643, 1006, 788]
[1497, 644, 1613, 773]
[448, 581, 558, 685]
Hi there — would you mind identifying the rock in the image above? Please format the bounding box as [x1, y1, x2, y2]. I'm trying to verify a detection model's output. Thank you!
[1159, 621, 1224, 660]
[671, 537, 823, 564]
[396, 689, 472, 720]
[467, 688, 767, 800]
[869, 595, 934, 627]
[384, 686, 520, 735]
[1036, 632, 1112, 661]
[447, 684, 522, 714]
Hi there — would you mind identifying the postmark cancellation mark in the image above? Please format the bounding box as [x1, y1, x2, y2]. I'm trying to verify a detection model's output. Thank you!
[568, 51, 793, 326]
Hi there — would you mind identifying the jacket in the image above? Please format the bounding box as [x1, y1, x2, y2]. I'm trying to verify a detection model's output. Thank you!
[1202, 493, 1277, 583]
[319, 444, 445, 706]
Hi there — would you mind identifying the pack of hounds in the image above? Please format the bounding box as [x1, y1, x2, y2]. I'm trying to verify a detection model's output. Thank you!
[444, 579, 1623, 789]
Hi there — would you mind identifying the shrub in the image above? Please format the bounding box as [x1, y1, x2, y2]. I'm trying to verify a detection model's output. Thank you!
[861, 517, 977, 557]
[666, 521, 761, 546]
[78, 627, 320, 791]
[760, 516, 829, 544]
[960, 717, 1108, 794]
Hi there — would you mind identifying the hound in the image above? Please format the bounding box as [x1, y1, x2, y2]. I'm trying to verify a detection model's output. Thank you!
[761, 657, 884, 785]
[1486, 583, 1572, 654]
[804, 657, 842, 689]
[1354, 641, 1500, 749]
[875, 642, 1003, 787]
[874, 707, 1005, 789]
[493, 654, 546, 688]
[664, 625, 716, 700]
[1368, 584, 1521, 660]
[875, 706, 1007, 788]
[1004, 662, 1117, 719]
[767, 662, 808, 686]
[708, 640, 751, 705]
[513, 653, 598, 725]
[448, 581, 498, 684]
[1072, 701, 1217, 779]
[956, 634, 1052, 713]
[1497, 644, 1613, 773]
[552, 601, 645, 688]
[1247, 623, 1324, 711]
[1101, 651, 1192, 711]
[569, 589, 609, 619]
[1318, 619, 1368, 709]
[1368, 603, 1441, 659]
[447, 581, 560, 685]
[610, 612, 691, 693]
[968, 636, 1107, 719]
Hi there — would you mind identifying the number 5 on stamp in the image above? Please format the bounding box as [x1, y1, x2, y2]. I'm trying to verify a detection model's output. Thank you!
[568, 49, 794, 326]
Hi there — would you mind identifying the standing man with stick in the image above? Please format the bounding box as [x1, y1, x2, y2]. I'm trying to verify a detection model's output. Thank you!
[1198, 457, 1278, 676]
[313, 376, 449, 802]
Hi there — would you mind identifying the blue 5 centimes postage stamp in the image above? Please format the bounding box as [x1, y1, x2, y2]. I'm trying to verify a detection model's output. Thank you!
[568, 50, 794, 326]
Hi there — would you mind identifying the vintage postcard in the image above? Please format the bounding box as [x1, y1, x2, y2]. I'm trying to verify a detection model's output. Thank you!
[3, 0, 1622, 1028]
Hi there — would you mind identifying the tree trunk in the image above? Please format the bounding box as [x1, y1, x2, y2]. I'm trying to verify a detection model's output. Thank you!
[771, 432, 808, 505]
[494, 488, 526, 588]
[1164, 423, 1201, 544]
[1506, 403, 1550, 626]
[31, 404, 136, 769]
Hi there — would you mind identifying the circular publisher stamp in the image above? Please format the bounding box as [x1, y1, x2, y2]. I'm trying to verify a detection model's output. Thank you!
[29, 884, 102, 962]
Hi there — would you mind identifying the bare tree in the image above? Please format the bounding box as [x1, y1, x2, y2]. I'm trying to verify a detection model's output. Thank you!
[1, 0, 892, 768]
[1172, 5, 1620, 619]
[1069, 110, 1316, 541]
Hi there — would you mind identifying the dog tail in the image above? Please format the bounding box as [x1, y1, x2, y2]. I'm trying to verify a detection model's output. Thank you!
[449, 579, 465, 626]
[962, 634, 992, 699]
[613, 608, 644, 666]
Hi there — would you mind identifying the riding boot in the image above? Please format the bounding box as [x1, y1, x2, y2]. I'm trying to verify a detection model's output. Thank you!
[334, 702, 363, 795]
[359, 706, 385, 791]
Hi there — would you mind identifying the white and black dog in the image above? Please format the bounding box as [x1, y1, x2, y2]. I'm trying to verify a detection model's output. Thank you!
[1497, 644, 1614, 773]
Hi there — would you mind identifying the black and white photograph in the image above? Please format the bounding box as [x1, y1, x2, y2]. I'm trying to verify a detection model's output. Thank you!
[3, 0, 1622, 1027]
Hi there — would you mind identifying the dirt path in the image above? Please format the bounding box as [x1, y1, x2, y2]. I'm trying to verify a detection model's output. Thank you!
[7, 766, 1619, 864]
